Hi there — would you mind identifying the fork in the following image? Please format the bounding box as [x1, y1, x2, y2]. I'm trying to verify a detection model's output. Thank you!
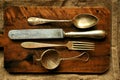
[21, 41, 95, 50]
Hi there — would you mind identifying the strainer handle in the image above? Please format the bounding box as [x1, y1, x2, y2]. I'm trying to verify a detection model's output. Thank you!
[61, 52, 89, 62]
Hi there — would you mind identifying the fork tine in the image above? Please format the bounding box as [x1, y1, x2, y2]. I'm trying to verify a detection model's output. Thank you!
[73, 46, 95, 49]
[72, 41, 94, 44]
[71, 48, 94, 50]
[73, 42, 95, 47]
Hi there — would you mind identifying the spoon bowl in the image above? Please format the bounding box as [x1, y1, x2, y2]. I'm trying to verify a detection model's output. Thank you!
[72, 14, 98, 29]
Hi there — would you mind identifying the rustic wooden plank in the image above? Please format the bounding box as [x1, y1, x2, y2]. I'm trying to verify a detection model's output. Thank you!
[0, 0, 120, 80]
[5, 56, 110, 73]
[1, 6, 111, 73]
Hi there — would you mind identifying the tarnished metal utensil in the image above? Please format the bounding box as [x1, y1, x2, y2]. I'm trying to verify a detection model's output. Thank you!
[21, 41, 95, 50]
[8, 29, 106, 39]
[28, 14, 98, 29]
[36, 49, 89, 70]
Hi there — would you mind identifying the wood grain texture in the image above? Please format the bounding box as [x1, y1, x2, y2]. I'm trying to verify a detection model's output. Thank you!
[0, 0, 120, 80]
[0, 34, 4, 47]
[0, 6, 111, 73]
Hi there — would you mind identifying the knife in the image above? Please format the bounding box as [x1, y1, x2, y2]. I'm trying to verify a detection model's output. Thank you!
[8, 29, 106, 39]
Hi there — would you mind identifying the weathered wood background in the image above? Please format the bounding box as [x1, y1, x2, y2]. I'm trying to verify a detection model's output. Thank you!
[0, 0, 119, 80]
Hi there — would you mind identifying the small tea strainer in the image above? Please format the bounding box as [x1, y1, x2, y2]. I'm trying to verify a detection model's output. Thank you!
[35, 49, 89, 70]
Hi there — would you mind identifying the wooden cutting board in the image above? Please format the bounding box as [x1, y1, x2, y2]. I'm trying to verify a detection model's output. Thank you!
[0, 6, 111, 73]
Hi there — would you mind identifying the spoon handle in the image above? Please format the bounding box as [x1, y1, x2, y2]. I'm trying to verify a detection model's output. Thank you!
[27, 17, 71, 25]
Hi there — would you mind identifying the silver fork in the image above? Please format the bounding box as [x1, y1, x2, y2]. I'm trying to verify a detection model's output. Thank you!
[21, 41, 95, 50]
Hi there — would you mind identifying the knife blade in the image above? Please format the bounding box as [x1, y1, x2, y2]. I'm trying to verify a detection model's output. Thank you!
[8, 29, 106, 39]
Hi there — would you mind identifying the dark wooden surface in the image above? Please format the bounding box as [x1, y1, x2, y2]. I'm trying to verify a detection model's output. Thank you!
[0, 0, 120, 80]
[0, 6, 110, 73]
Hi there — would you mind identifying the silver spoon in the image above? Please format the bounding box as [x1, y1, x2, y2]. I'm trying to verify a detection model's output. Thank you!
[27, 14, 98, 29]
[35, 49, 89, 70]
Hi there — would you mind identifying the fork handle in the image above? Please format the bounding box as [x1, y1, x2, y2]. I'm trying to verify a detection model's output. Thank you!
[65, 30, 106, 39]
[21, 42, 64, 48]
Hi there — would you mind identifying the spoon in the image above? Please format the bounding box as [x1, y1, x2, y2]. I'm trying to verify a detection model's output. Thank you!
[27, 14, 98, 29]
[35, 49, 89, 70]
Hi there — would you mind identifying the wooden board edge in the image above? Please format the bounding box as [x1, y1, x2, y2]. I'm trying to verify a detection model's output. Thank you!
[4, 6, 110, 13]
[0, 33, 4, 47]
[4, 66, 110, 74]
[3, 6, 111, 73]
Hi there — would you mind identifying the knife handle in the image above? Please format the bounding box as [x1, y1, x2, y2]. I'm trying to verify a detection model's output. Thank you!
[65, 30, 106, 39]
